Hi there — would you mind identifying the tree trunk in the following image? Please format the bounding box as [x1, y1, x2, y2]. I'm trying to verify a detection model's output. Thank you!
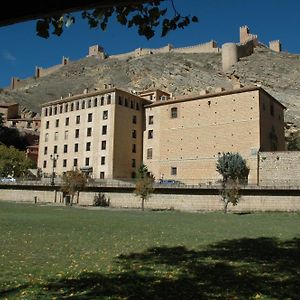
[224, 199, 229, 213]
[77, 190, 80, 204]
[70, 194, 74, 206]
[141, 197, 145, 211]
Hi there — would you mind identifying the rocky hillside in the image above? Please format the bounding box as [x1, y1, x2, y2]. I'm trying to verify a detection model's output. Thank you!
[1, 45, 300, 133]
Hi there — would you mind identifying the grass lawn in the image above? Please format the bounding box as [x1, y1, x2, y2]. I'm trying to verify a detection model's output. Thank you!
[0, 201, 299, 299]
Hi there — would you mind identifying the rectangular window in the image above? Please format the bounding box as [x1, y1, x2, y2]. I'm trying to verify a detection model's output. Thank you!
[53, 160, 57, 168]
[64, 130, 68, 140]
[171, 107, 178, 118]
[103, 110, 108, 120]
[88, 113, 93, 122]
[73, 158, 78, 167]
[65, 117, 69, 126]
[86, 142, 91, 151]
[54, 132, 58, 141]
[132, 130, 136, 138]
[54, 145, 58, 154]
[85, 157, 90, 166]
[63, 144, 68, 153]
[171, 167, 177, 176]
[76, 101, 80, 110]
[148, 130, 153, 139]
[101, 140, 106, 150]
[45, 133, 49, 142]
[132, 159, 136, 168]
[55, 119, 59, 127]
[59, 105, 63, 114]
[87, 99, 91, 108]
[147, 148, 153, 159]
[63, 159, 67, 167]
[44, 146, 48, 155]
[76, 115, 80, 124]
[101, 156, 105, 165]
[46, 121, 49, 129]
[132, 144, 136, 153]
[100, 172, 105, 179]
[132, 115, 137, 124]
[74, 143, 79, 152]
[102, 125, 107, 135]
[149, 115, 154, 125]
[43, 160, 47, 168]
[75, 129, 79, 138]
[87, 127, 92, 137]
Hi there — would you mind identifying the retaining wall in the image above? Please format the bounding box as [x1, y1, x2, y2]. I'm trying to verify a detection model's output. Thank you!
[1, 185, 299, 212]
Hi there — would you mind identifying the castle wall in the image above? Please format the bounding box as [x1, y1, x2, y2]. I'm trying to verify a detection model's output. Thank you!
[269, 40, 281, 52]
[173, 41, 220, 53]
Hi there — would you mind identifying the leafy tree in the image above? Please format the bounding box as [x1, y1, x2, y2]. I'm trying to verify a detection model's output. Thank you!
[287, 137, 300, 151]
[216, 152, 249, 213]
[36, 0, 198, 39]
[134, 163, 154, 210]
[0, 113, 4, 128]
[0, 144, 34, 177]
[61, 169, 87, 205]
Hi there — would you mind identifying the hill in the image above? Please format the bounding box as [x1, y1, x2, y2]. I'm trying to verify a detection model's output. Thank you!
[1, 45, 300, 133]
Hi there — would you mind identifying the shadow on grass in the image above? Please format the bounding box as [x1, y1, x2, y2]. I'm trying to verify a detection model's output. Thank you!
[2, 237, 300, 299]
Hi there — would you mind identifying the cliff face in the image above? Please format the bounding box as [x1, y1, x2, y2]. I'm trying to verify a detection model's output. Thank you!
[1, 46, 300, 131]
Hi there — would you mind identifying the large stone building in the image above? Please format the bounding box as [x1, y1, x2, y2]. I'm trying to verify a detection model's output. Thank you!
[38, 87, 150, 179]
[143, 86, 285, 184]
[38, 85, 285, 184]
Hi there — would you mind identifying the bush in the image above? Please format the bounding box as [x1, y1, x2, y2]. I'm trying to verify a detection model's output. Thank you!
[93, 192, 110, 207]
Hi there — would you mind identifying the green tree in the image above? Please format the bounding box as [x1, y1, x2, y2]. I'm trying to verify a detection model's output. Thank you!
[134, 163, 154, 210]
[36, 1, 198, 39]
[61, 169, 87, 205]
[216, 152, 249, 213]
[0, 144, 34, 177]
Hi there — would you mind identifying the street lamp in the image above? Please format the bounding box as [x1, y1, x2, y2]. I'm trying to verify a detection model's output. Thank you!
[50, 154, 59, 186]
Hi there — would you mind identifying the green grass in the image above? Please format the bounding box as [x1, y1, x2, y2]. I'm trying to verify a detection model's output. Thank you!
[0, 201, 299, 299]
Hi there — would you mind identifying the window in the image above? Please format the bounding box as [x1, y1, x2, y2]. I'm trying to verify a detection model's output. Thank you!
[59, 105, 63, 113]
[100, 97, 104, 106]
[148, 116, 154, 125]
[131, 172, 136, 179]
[136, 103, 140, 110]
[76, 101, 80, 110]
[88, 113, 93, 122]
[45, 133, 49, 142]
[75, 129, 79, 138]
[148, 130, 153, 139]
[76, 115, 80, 124]
[86, 142, 91, 151]
[132, 115, 137, 124]
[132, 130, 136, 138]
[54, 107, 57, 115]
[74, 143, 79, 152]
[54, 132, 58, 141]
[118, 96, 122, 105]
[124, 98, 128, 107]
[64, 104, 68, 113]
[171, 107, 178, 118]
[132, 159, 136, 168]
[101, 156, 105, 165]
[103, 110, 108, 120]
[85, 157, 90, 166]
[44, 108, 48, 116]
[147, 148, 153, 159]
[102, 125, 107, 135]
[101, 140, 106, 150]
[54, 145, 58, 154]
[46, 121, 49, 129]
[65, 117, 69, 126]
[55, 119, 59, 127]
[100, 172, 105, 179]
[171, 167, 177, 176]
[70, 103, 74, 111]
[73, 158, 78, 167]
[130, 101, 134, 109]
[43, 160, 47, 168]
[53, 160, 57, 168]
[87, 127, 92, 137]
[107, 95, 111, 104]
[132, 144, 136, 153]
[44, 147, 48, 155]
[87, 99, 91, 108]
[64, 130, 68, 140]
[82, 101, 85, 109]
[63, 144, 68, 153]
[63, 159, 67, 167]
[49, 107, 52, 116]
[94, 98, 98, 107]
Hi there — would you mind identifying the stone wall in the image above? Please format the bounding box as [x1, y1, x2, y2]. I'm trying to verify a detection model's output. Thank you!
[259, 151, 300, 186]
[1, 185, 300, 212]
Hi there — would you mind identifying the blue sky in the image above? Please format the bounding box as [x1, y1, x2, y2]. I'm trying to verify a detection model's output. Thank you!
[1, 0, 300, 88]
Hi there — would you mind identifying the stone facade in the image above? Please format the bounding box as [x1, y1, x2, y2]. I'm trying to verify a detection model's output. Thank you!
[143, 86, 285, 185]
[38, 87, 150, 179]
